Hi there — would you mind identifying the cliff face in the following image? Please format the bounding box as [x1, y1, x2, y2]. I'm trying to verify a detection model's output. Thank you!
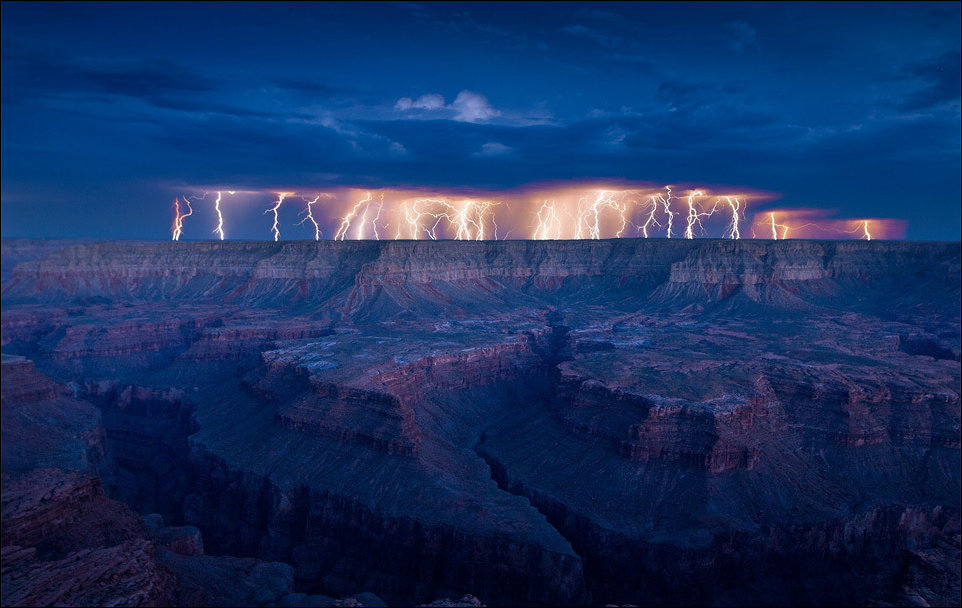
[1, 239, 959, 606]
[4, 239, 957, 311]
[0, 356, 406, 608]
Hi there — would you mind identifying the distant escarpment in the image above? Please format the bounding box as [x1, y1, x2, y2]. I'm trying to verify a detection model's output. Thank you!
[3, 240, 958, 313]
[2, 239, 959, 606]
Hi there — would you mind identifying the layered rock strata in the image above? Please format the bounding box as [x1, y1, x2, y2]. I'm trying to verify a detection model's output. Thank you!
[1, 239, 959, 606]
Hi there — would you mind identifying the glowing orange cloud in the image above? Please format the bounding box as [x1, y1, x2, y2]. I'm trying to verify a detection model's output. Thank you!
[170, 181, 907, 241]
[748, 208, 907, 240]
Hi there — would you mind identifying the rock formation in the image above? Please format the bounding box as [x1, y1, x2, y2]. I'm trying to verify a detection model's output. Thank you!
[1, 238, 959, 606]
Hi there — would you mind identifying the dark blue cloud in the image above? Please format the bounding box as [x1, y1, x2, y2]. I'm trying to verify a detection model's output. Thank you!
[1, 1, 959, 239]
[895, 50, 962, 111]
[1, 41, 216, 103]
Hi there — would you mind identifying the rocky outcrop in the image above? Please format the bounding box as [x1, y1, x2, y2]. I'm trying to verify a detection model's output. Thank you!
[1, 470, 144, 557]
[1, 468, 175, 607]
[1, 538, 175, 607]
[1, 354, 58, 404]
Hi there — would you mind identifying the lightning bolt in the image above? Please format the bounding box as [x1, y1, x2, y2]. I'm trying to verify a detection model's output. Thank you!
[401, 202, 420, 239]
[683, 191, 717, 239]
[724, 196, 744, 240]
[356, 199, 371, 240]
[402, 198, 497, 240]
[768, 212, 791, 240]
[657, 186, 676, 239]
[639, 194, 662, 238]
[171, 196, 194, 241]
[843, 219, 874, 241]
[533, 200, 562, 240]
[297, 195, 322, 240]
[354, 194, 385, 240]
[409, 199, 449, 240]
[212, 191, 227, 241]
[265, 193, 288, 242]
[172, 198, 182, 241]
[418, 203, 446, 240]
[471, 200, 495, 240]
[575, 191, 627, 240]
[371, 196, 384, 240]
[454, 199, 497, 240]
[613, 197, 629, 238]
[335, 192, 373, 241]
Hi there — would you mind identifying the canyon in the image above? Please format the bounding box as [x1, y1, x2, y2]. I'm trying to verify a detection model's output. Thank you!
[1, 238, 959, 606]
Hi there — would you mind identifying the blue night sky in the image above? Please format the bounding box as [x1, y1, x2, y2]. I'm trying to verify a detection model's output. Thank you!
[1, 1, 959, 240]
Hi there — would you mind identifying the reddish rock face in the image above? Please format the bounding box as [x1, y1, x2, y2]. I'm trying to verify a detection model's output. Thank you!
[1, 238, 959, 606]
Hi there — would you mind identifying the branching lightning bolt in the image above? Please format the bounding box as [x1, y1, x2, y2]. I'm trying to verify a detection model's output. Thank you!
[409, 200, 444, 240]
[639, 195, 662, 238]
[843, 220, 873, 240]
[297, 196, 323, 240]
[575, 191, 628, 240]
[657, 187, 676, 238]
[400, 198, 498, 240]
[265, 193, 288, 242]
[683, 191, 716, 239]
[171, 196, 193, 241]
[724, 196, 744, 240]
[533, 200, 562, 240]
[769, 212, 790, 240]
[335, 193, 373, 241]
[368, 195, 385, 240]
[455, 199, 497, 240]
[410, 199, 453, 240]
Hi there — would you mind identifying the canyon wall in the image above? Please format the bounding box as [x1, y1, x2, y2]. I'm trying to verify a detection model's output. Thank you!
[2, 238, 959, 606]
